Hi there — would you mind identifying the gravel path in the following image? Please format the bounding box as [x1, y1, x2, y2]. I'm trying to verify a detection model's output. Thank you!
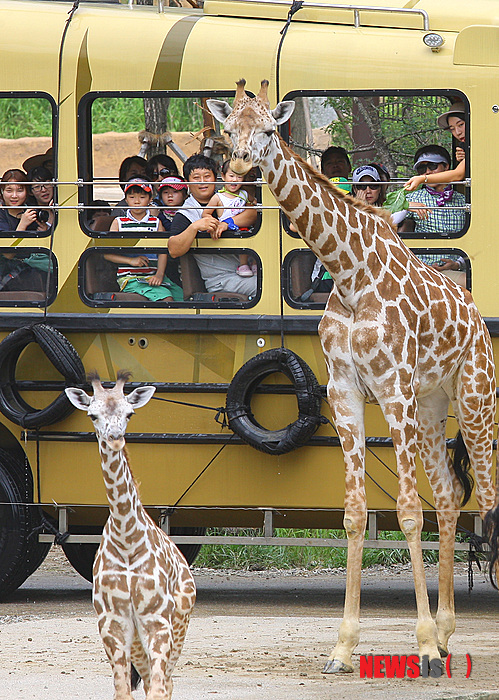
[0, 548, 497, 699]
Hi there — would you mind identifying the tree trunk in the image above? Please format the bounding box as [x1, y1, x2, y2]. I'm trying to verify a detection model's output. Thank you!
[289, 97, 318, 169]
[142, 97, 171, 158]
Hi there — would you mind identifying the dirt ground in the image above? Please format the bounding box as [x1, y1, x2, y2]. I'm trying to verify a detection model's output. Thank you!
[0, 547, 498, 700]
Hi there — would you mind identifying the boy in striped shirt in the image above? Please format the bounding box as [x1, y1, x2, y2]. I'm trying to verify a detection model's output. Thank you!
[105, 179, 182, 300]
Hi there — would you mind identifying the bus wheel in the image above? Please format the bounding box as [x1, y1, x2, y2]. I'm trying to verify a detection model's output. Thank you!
[0, 324, 85, 429]
[0, 448, 51, 599]
[62, 542, 98, 583]
[62, 527, 206, 582]
[226, 348, 323, 455]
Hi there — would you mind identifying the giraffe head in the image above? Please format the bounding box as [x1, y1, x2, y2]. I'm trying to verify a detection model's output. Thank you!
[207, 79, 295, 175]
[65, 370, 156, 451]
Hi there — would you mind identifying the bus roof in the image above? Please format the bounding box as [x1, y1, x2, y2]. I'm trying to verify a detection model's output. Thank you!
[203, 0, 499, 33]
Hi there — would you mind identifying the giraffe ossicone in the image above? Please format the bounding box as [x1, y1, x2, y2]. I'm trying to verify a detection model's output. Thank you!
[208, 80, 499, 673]
[65, 371, 196, 700]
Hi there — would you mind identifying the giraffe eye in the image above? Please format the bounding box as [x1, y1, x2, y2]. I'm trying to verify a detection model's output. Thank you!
[224, 129, 232, 137]
[88, 414, 97, 421]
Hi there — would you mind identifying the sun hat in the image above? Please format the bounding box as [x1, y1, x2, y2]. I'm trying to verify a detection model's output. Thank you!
[352, 165, 381, 182]
[158, 176, 188, 191]
[22, 147, 53, 173]
[437, 101, 466, 130]
[124, 178, 153, 193]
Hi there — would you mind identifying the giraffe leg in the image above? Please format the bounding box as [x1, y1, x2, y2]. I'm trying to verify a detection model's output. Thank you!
[323, 391, 366, 674]
[167, 564, 196, 671]
[417, 391, 461, 657]
[95, 611, 135, 700]
[452, 347, 497, 583]
[382, 395, 440, 663]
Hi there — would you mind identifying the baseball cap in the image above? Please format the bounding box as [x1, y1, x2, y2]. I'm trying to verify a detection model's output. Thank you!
[124, 178, 152, 193]
[413, 151, 449, 170]
[352, 165, 381, 182]
[437, 101, 466, 130]
[158, 176, 188, 191]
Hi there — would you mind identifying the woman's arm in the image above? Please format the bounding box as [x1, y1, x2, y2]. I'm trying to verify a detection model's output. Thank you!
[405, 160, 466, 192]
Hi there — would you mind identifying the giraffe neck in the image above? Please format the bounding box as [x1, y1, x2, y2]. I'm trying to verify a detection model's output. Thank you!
[97, 439, 147, 543]
[261, 135, 403, 300]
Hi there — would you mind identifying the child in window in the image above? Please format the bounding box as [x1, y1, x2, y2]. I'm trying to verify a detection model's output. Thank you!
[153, 176, 188, 231]
[105, 178, 182, 301]
[204, 160, 258, 277]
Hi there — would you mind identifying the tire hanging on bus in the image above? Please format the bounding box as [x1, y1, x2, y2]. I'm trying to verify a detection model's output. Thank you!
[225, 347, 323, 455]
[0, 324, 85, 428]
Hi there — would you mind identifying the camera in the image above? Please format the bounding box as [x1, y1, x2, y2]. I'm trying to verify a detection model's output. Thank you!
[36, 209, 50, 224]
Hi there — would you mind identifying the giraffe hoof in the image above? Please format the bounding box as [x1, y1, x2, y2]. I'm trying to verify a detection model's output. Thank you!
[322, 659, 354, 674]
[438, 645, 449, 658]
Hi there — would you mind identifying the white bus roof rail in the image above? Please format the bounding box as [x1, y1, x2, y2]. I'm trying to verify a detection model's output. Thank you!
[204, 0, 430, 31]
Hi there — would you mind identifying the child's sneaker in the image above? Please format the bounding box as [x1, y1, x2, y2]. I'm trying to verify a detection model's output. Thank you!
[237, 264, 253, 277]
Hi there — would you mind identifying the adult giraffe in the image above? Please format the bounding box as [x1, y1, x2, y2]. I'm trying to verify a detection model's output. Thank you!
[208, 80, 499, 673]
[65, 372, 196, 699]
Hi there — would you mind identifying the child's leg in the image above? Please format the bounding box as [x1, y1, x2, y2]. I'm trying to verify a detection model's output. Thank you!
[237, 254, 253, 277]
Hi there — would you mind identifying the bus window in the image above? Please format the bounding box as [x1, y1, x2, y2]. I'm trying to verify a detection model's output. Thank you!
[411, 248, 470, 290]
[283, 246, 470, 310]
[79, 247, 261, 308]
[283, 249, 331, 309]
[281, 92, 469, 240]
[0, 248, 56, 306]
[78, 93, 261, 239]
[0, 94, 56, 238]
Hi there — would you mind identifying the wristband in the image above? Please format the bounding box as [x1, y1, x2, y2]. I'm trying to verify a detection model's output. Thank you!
[224, 217, 238, 231]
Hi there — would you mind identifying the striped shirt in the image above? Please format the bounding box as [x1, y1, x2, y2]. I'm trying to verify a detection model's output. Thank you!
[116, 210, 161, 234]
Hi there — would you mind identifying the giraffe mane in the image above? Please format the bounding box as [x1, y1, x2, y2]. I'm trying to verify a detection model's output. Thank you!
[279, 137, 393, 226]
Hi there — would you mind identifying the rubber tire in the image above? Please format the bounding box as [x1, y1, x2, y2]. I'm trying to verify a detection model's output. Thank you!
[0, 324, 85, 428]
[226, 348, 323, 455]
[0, 447, 51, 599]
[62, 526, 206, 583]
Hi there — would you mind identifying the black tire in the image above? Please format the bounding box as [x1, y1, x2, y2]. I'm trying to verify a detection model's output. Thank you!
[62, 526, 206, 582]
[170, 526, 205, 566]
[0, 448, 51, 599]
[62, 541, 98, 583]
[0, 324, 85, 428]
[226, 348, 323, 455]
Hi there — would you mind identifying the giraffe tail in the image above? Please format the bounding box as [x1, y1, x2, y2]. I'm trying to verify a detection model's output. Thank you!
[131, 664, 142, 690]
[484, 506, 499, 589]
[451, 430, 474, 507]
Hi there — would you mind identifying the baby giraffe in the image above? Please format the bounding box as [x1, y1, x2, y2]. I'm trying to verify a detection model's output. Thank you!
[65, 371, 196, 700]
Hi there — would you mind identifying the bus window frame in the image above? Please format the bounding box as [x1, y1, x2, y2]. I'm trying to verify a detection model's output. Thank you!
[279, 89, 470, 240]
[0, 247, 57, 307]
[0, 91, 57, 239]
[283, 246, 471, 309]
[78, 246, 262, 309]
[77, 90, 261, 240]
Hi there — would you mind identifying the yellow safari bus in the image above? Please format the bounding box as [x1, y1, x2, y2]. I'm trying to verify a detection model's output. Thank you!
[0, 0, 496, 594]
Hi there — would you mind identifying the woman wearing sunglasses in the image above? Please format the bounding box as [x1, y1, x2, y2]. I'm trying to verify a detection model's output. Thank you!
[351, 163, 389, 206]
[399, 145, 465, 237]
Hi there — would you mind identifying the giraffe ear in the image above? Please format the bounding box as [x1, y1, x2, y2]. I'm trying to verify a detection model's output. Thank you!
[206, 99, 232, 124]
[271, 101, 295, 125]
[126, 386, 156, 409]
[65, 387, 92, 410]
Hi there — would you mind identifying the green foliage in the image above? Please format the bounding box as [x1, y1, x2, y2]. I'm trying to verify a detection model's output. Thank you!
[194, 528, 446, 570]
[0, 98, 52, 139]
[322, 95, 454, 177]
[91, 97, 203, 134]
